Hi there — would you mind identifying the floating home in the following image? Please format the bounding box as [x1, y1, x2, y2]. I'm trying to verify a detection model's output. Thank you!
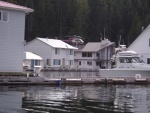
[0, 1, 33, 72]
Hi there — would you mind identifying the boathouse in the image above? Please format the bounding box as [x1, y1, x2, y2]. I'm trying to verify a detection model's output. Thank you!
[0, 1, 33, 72]
[127, 24, 150, 64]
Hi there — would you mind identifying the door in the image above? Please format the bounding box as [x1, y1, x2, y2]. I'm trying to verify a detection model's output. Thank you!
[31, 60, 34, 68]
[62, 58, 65, 67]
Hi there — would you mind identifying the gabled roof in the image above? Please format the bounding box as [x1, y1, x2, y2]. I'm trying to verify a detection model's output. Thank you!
[0, 1, 34, 13]
[127, 24, 150, 52]
[81, 41, 114, 52]
[37, 38, 78, 50]
[81, 42, 101, 52]
[23, 52, 42, 60]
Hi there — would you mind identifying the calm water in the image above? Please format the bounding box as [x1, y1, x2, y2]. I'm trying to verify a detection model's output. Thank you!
[0, 72, 150, 113]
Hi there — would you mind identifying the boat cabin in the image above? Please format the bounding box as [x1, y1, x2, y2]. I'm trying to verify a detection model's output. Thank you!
[111, 51, 146, 69]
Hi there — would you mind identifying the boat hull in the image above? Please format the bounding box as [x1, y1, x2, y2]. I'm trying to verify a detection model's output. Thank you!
[99, 69, 150, 78]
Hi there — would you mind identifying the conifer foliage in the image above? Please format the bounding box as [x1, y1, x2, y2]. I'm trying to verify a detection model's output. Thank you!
[2, 0, 150, 46]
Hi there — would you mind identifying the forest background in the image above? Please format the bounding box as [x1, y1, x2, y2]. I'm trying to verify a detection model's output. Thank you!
[2, 0, 150, 46]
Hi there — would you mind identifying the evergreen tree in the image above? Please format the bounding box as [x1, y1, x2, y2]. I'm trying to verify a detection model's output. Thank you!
[1, 0, 150, 45]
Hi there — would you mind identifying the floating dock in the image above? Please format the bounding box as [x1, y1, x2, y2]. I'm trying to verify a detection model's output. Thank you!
[0, 72, 149, 85]
[0, 76, 149, 85]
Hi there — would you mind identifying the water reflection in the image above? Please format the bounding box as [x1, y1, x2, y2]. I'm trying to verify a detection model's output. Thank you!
[22, 85, 150, 113]
[0, 86, 26, 113]
[0, 85, 150, 113]
[22, 85, 115, 113]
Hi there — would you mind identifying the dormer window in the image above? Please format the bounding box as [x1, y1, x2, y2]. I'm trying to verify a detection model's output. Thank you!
[0, 11, 9, 22]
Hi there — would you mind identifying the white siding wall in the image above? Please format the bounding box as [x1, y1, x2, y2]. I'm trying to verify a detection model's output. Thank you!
[0, 9, 25, 72]
[74, 52, 97, 69]
[127, 25, 150, 63]
[77, 60, 96, 69]
[25, 39, 52, 66]
[51, 48, 74, 68]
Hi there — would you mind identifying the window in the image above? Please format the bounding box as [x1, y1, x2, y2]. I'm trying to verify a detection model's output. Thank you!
[55, 48, 60, 54]
[0, 11, 9, 22]
[3, 12, 8, 21]
[96, 62, 99, 66]
[69, 60, 73, 65]
[79, 61, 81, 65]
[82, 52, 92, 57]
[53, 59, 61, 65]
[47, 59, 51, 65]
[31, 60, 34, 68]
[147, 58, 150, 64]
[88, 53, 92, 57]
[35, 60, 40, 66]
[119, 57, 127, 63]
[119, 57, 145, 63]
[87, 61, 92, 66]
[69, 49, 73, 55]
[31, 60, 40, 67]
[96, 53, 99, 57]
[82, 52, 87, 57]
[0, 12, 1, 20]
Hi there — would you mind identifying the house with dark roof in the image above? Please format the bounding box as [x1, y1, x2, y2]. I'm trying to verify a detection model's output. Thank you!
[74, 39, 115, 69]
[25, 37, 78, 69]
[0, 1, 33, 72]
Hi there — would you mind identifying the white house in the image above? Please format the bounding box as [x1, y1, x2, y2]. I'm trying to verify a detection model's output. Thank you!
[127, 24, 150, 64]
[74, 39, 115, 69]
[25, 37, 78, 69]
[23, 52, 44, 69]
[0, 1, 33, 72]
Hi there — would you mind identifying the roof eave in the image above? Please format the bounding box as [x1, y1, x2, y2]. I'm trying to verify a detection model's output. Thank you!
[52, 47, 78, 50]
[0, 6, 34, 13]
[99, 43, 115, 51]
[81, 50, 98, 52]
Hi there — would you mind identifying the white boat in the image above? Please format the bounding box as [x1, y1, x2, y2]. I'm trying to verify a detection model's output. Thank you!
[99, 50, 150, 78]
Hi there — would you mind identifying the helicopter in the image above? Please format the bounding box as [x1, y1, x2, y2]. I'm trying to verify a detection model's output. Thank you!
[61, 35, 84, 45]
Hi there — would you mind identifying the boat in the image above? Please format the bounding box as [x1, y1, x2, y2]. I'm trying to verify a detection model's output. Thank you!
[99, 50, 150, 78]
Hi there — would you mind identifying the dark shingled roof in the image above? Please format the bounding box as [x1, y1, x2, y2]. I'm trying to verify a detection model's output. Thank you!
[81, 41, 115, 52]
